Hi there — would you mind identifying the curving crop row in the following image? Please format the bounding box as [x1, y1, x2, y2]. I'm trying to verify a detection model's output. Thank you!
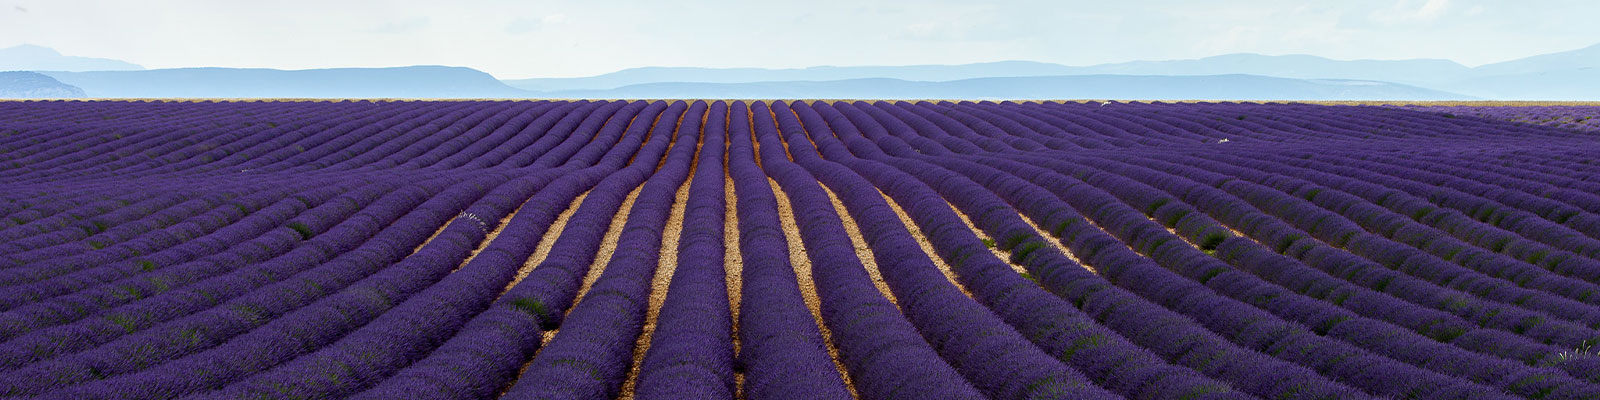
[2, 99, 1598, 399]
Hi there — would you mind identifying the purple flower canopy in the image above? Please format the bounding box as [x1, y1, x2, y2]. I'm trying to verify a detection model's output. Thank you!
[0, 99, 1597, 399]
[1402, 104, 1600, 132]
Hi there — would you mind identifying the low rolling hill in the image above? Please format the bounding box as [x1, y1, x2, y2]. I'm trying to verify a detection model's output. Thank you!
[41, 66, 529, 98]
[535, 74, 1472, 100]
[0, 71, 85, 98]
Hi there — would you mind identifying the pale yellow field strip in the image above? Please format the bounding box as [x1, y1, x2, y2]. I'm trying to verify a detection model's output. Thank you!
[450, 206, 522, 273]
[878, 192, 976, 299]
[618, 148, 698, 399]
[722, 172, 746, 396]
[1017, 213, 1096, 274]
[550, 184, 644, 345]
[501, 190, 591, 293]
[410, 215, 456, 255]
[498, 190, 589, 392]
[769, 177, 860, 398]
[945, 202, 1028, 276]
[821, 185, 900, 308]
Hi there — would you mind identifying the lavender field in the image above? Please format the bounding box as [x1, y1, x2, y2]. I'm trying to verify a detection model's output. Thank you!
[4, 100, 1600, 399]
[1400, 105, 1600, 132]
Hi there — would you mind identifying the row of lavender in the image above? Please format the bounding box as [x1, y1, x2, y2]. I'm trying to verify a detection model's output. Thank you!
[1, 99, 1598, 399]
[1400, 104, 1600, 132]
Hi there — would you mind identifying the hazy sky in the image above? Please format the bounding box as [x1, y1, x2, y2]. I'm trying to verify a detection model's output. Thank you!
[3, 0, 1597, 79]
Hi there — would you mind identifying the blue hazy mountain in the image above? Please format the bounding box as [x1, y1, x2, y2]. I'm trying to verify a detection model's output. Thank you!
[1437, 44, 1600, 100]
[1444, 68, 1600, 100]
[508, 43, 1600, 100]
[0, 44, 143, 72]
[1080, 54, 1475, 85]
[1473, 43, 1600, 76]
[0, 71, 85, 98]
[41, 66, 528, 98]
[504, 61, 1084, 92]
[537, 75, 1471, 101]
[6, 43, 1600, 99]
[505, 55, 1477, 91]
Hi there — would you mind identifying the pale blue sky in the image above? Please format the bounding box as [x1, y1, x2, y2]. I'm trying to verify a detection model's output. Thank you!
[2, 0, 1596, 79]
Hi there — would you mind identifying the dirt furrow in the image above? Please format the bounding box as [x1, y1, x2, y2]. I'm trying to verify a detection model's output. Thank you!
[769, 177, 860, 398]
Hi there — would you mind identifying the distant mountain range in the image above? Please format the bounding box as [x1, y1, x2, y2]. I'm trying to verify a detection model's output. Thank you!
[0, 72, 85, 98]
[507, 43, 1600, 100]
[6, 43, 1600, 100]
[503, 56, 1480, 91]
[539, 75, 1465, 101]
[503, 62, 1087, 92]
[0, 45, 143, 72]
[39, 66, 525, 98]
